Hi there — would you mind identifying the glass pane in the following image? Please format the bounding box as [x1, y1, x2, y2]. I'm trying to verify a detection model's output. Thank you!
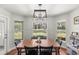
[14, 21, 23, 40]
[32, 18, 47, 39]
[57, 20, 66, 41]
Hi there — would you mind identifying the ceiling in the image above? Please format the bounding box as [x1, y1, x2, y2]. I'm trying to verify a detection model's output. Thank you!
[0, 4, 79, 16]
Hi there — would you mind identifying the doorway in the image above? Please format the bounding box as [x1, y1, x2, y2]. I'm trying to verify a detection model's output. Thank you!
[0, 16, 8, 54]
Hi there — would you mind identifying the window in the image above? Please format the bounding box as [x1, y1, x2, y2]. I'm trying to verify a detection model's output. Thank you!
[32, 5, 48, 39]
[14, 21, 23, 40]
[57, 20, 66, 41]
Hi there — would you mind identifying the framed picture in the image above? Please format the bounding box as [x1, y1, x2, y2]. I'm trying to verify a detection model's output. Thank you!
[72, 32, 78, 36]
[74, 16, 79, 24]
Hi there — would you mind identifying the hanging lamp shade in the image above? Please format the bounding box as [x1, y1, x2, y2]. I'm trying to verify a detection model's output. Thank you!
[33, 9, 47, 18]
[33, 4, 47, 18]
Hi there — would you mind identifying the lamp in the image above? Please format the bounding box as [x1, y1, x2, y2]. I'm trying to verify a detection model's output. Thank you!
[32, 4, 47, 39]
[33, 4, 47, 18]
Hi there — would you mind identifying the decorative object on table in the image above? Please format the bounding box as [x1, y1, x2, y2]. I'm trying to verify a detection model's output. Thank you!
[74, 16, 79, 24]
[36, 40, 41, 44]
[36, 37, 41, 44]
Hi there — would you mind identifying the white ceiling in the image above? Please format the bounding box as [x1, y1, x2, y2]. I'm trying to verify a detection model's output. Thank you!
[0, 4, 79, 16]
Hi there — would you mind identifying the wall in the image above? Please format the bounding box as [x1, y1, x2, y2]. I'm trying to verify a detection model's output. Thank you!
[23, 16, 56, 40]
[9, 7, 79, 48]
[23, 16, 32, 39]
[0, 7, 26, 53]
[0, 8, 57, 51]
[70, 8, 79, 32]
[53, 13, 71, 48]
[53, 8, 79, 47]
[1, 6, 79, 52]
[47, 17, 56, 40]
[8, 14, 26, 49]
[65, 8, 79, 45]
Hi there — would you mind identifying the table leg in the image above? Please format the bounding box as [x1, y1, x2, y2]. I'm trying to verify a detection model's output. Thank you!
[55, 47, 60, 55]
[17, 48, 21, 55]
[57, 47, 60, 55]
[19, 49, 21, 55]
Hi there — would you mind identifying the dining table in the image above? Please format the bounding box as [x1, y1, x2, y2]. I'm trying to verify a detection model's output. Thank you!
[17, 39, 60, 55]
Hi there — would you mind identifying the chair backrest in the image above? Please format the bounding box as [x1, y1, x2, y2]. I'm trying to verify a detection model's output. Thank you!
[60, 41, 62, 46]
[24, 46, 38, 55]
[40, 46, 53, 55]
[56, 39, 62, 46]
[14, 42, 18, 46]
[14, 40, 21, 46]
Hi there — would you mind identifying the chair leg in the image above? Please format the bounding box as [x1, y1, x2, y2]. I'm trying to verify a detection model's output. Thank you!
[17, 48, 21, 55]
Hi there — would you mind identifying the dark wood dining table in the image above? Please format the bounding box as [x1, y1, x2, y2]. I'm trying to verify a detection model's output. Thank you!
[17, 39, 60, 55]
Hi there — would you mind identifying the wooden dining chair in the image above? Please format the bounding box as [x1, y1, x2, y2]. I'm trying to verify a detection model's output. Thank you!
[39, 46, 53, 55]
[53, 47, 60, 55]
[14, 42, 25, 55]
[24, 46, 38, 55]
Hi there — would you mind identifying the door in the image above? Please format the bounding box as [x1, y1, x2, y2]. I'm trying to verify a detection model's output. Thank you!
[0, 16, 8, 54]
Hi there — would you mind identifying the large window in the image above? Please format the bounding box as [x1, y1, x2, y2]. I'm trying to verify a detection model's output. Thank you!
[32, 18, 47, 39]
[14, 21, 23, 41]
[57, 20, 66, 41]
[32, 5, 48, 39]
[32, 10, 48, 39]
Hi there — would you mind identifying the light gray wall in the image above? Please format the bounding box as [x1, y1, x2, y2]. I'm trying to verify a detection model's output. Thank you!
[23, 16, 56, 40]
[66, 8, 79, 44]
[53, 8, 79, 47]
[0, 7, 26, 51]
[47, 17, 56, 40]
[8, 7, 79, 49]
[0, 7, 57, 51]
[23, 17, 32, 39]
[8, 14, 26, 49]
[53, 13, 71, 47]
[1, 6, 79, 51]
[70, 8, 79, 32]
